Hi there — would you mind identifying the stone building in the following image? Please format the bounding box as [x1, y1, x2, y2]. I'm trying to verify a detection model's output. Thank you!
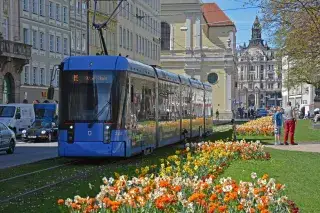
[117, 0, 161, 65]
[237, 16, 282, 108]
[0, 0, 31, 104]
[160, 1, 237, 119]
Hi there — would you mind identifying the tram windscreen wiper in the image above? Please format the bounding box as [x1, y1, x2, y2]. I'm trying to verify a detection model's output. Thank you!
[88, 100, 111, 128]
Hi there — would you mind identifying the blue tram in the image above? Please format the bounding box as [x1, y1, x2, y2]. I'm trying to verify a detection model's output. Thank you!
[58, 56, 213, 157]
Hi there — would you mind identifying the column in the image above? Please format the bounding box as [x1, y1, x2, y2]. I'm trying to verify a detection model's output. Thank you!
[185, 16, 191, 49]
[170, 24, 174, 50]
[226, 74, 232, 111]
[195, 15, 201, 49]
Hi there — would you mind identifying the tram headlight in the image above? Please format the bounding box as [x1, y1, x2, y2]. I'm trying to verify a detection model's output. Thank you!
[69, 125, 73, 129]
[22, 130, 27, 134]
[41, 130, 46, 134]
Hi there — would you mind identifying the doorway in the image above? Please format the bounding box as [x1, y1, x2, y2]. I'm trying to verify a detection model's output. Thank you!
[2, 73, 15, 104]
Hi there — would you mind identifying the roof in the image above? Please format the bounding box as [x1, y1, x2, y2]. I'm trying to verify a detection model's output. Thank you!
[63, 56, 156, 78]
[202, 3, 235, 27]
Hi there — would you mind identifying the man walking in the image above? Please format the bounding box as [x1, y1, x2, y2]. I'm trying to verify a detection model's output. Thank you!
[284, 102, 298, 145]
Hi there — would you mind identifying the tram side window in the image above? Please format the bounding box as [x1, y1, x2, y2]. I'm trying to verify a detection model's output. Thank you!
[130, 77, 155, 122]
[205, 90, 212, 117]
[182, 85, 191, 118]
[158, 81, 179, 121]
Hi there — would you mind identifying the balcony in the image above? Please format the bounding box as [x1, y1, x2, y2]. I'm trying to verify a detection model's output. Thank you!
[0, 38, 31, 60]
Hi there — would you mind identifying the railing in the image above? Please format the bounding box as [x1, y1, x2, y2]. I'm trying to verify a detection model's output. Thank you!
[0, 39, 32, 59]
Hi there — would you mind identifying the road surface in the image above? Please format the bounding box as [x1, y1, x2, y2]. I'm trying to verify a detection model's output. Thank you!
[0, 141, 58, 169]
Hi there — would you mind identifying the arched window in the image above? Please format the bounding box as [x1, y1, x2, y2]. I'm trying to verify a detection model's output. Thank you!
[161, 22, 170, 50]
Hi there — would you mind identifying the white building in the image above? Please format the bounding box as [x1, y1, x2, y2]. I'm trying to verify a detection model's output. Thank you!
[117, 0, 161, 65]
[281, 56, 316, 113]
[237, 16, 282, 108]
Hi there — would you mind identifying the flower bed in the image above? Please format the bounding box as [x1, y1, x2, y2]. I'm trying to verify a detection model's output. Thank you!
[236, 117, 274, 136]
[58, 141, 299, 213]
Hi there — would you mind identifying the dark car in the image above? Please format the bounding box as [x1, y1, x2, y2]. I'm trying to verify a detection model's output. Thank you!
[256, 108, 268, 118]
[21, 120, 58, 142]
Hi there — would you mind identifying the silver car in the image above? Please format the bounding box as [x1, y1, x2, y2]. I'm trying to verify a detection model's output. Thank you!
[0, 122, 16, 154]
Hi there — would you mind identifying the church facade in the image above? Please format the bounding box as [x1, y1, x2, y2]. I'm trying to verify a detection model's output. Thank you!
[236, 16, 282, 108]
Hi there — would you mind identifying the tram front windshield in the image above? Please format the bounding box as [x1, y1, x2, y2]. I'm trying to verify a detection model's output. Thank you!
[60, 71, 125, 123]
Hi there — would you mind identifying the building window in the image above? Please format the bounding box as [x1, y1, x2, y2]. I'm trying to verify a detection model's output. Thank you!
[260, 73, 264, 80]
[260, 83, 264, 89]
[303, 100, 307, 104]
[268, 73, 274, 79]
[32, 0, 38, 14]
[2, 18, 8, 40]
[82, 34, 86, 52]
[71, 31, 75, 49]
[39, 0, 44, 16]
[161, 22, 170, 50]
[130, 32, 133, 51]
[23, 0, 29, 11]
[127, 29, 129, 50]
[136, 34, 138, 52]
[64, 38, 68, 55]
[24, 66, 29, 84]
[260, 65, 264, 71]
[40, 68, 44, 85]
[250, 66, 254, 71]
[268, 83, 273, 89]
[77, 0, 81, 13]
[123, 28, 126, 49]
[63, 7, 68, 23]
[56, 36, 61, 53]
[278, 83, 281, 88]
[119, 26, 122, 47]
[23, 28, 29, 44]
[39, 32, 44, 50]
[32, 30, 37, 49]
[139, 36, 141, 53]
[49, 69, 53, 85]
[56, 4, 60, 21]
[76, 31, 80, 50]
[249, 83, 253, 89]
[49, 2, 53, 18]
[33, 67, 37, 85]
[240, 66, 243, 71]
[49, 35, 54, 52]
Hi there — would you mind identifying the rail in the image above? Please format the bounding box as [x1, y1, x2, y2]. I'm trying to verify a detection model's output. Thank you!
[0, 39, 31, 59]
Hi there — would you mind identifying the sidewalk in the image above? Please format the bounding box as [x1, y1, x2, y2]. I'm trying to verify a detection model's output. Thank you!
[266, 143, 320, 153]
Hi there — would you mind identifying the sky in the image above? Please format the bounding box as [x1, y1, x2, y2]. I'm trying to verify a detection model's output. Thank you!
[202, 0, 268, 47]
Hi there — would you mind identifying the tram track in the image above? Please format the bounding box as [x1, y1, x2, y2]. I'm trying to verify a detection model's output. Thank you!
[0, 157, 135, 204]
[0, 159, 81, 184]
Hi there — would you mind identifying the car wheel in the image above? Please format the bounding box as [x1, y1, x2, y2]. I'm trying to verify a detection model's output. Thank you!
[48, 133, 52, 142]
[6, 140, 15, 154]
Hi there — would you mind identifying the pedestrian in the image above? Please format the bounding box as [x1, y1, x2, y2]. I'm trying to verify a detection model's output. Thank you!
[216, 109, 219, 121]
[273, 106, 283, 145]
[283, 101, 298, 145]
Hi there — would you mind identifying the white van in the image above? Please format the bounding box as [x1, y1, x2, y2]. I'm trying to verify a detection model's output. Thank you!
[0, 104, 35, 135]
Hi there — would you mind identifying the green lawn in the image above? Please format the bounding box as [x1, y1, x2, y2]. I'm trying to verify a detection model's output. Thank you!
[222, 148, 320, 213]
[237, 119, 320, 144]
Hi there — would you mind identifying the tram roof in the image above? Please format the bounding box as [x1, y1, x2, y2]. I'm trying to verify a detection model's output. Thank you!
[178, 75, 191, 86]
[203, 82, 213, 91]
[62, 56, 156, 77]
[155, 68, 180, 84]
[189, 78, 204, 90]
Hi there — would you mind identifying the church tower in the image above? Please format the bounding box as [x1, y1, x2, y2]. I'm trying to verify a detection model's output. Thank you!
[249, 16, 264, 47]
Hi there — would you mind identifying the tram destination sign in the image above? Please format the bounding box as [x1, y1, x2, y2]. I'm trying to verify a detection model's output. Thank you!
[71, 73, 112, 84]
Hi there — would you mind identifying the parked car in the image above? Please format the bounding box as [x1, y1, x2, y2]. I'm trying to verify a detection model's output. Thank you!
[0, 121, 16, 154]
[0, 104, 35, 135]
[22, 120, 58, 142]
[256, 108, 268, 118]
